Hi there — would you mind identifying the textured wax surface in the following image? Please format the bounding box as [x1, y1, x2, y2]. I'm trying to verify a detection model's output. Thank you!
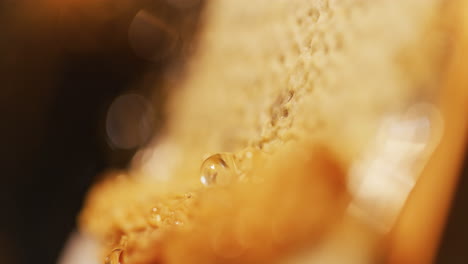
[158, 0, 444, 183]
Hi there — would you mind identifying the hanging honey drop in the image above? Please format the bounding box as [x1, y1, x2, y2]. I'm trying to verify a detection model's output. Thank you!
[148, 207, 162, 227]
[200, 153, 236, 186]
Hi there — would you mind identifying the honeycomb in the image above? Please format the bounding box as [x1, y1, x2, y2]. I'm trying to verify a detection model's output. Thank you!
[80, 0, 451, 263]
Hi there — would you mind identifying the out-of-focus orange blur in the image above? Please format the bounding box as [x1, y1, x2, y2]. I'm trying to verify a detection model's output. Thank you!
[389, 2, 468, 263]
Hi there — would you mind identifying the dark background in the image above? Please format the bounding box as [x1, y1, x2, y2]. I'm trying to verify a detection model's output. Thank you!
[0, 1, 202, 263]
[0, 1, 465, 264]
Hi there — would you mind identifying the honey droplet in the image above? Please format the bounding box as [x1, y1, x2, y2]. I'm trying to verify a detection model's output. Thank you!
[105, 248, 124, 264]
[148, 207, 162, 227]
[200, 154, 236, 186]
